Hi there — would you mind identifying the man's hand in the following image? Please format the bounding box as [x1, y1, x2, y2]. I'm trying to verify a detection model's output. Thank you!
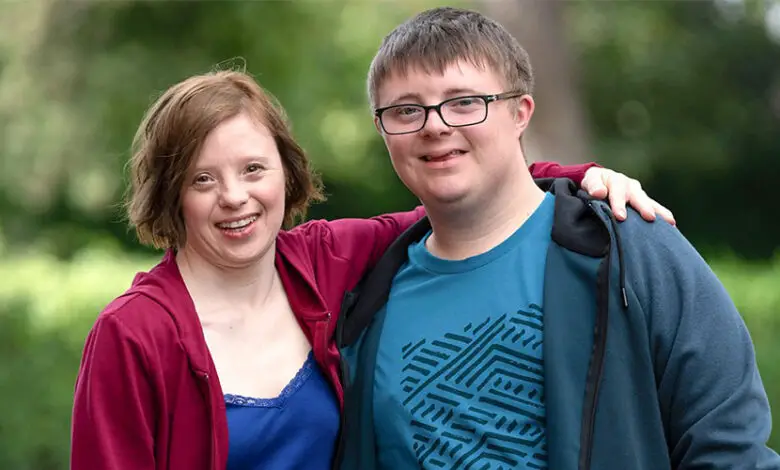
[582, 167, 676, 226]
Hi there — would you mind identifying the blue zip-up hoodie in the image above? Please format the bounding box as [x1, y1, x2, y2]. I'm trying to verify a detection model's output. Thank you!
[333, 179, 779, 470]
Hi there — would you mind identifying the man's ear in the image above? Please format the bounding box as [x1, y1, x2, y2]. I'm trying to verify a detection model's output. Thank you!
[373, 115, 383, 135]
[514, 94, 535, 137]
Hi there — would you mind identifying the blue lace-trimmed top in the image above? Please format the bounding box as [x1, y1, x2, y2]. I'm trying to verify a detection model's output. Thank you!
[224, 351, 340, 470]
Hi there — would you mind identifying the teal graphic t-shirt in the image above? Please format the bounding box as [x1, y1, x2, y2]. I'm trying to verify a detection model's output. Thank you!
[374, 193, 554, 470]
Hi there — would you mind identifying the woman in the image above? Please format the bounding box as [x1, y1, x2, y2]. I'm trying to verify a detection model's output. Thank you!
[70, 71, 672, 470]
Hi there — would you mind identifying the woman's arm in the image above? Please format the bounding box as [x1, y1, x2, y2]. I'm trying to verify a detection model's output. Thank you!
[531, 161, 675, 225]
[71, 311, 156, 469]
[293, 161, 675, 291]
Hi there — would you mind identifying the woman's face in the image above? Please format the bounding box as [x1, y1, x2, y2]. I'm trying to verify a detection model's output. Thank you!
[179, 112, 287, 270]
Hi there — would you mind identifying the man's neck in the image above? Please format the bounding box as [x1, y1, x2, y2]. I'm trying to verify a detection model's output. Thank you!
[425, 172, 546, 261]
[176, 245, 278, 318]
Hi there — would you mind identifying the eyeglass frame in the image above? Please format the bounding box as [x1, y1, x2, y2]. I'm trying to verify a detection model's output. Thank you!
[374, 90, 525, 135]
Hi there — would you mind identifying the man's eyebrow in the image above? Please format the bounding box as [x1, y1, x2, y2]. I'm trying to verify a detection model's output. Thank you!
[442, 87, 482, 97]
[386, 93, 423, 106]
[386, 88, 485, 106]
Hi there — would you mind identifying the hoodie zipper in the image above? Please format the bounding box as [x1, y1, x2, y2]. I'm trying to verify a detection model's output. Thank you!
[578, 204, 627, 470]
[332, 354, 350, 470]
[316, 312, 333, 357]
[195, 369, 219, 470]
[578, 255, 610, 470]
[332, 291, 357, 469]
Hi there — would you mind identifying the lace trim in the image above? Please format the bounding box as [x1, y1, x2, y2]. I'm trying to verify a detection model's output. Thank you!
[223, 351, 314, 408]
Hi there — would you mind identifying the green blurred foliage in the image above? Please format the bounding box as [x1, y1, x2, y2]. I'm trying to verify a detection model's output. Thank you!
[0, 0, 426, 259]
[0, 0, 778, 259]
[0, 0, 779, 467]
[570, 1, 780, 258]
[0, 248, 155, 470]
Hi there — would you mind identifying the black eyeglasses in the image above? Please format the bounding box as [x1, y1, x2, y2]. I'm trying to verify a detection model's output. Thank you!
[374, 91, 524, 135]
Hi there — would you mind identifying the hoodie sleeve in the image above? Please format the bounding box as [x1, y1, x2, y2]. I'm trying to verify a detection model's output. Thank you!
[622, 217, 780, 469]
[528, 161, 599, 184]
[71, 312, 156, 469]
[318, 207, 427, 282]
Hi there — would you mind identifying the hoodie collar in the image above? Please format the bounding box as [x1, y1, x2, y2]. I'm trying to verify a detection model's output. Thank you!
[128, 249, 213, 373]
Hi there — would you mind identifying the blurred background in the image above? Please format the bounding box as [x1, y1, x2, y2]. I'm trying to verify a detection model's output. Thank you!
[0, 0, 778, 467]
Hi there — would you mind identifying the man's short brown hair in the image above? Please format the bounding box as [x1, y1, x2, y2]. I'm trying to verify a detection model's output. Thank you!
[367, 7, 534, 109]
[126, 70, 324, 250]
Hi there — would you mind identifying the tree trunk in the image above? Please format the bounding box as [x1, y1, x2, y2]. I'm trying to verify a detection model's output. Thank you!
[477, 0, 592, 164]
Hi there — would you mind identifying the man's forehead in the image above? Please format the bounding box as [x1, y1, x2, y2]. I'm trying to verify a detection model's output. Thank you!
[377, 59, 506, 102]
[385, 58, 490, 80]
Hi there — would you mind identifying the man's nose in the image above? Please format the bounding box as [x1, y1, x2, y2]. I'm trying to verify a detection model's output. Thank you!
[420, 107, 452, 136]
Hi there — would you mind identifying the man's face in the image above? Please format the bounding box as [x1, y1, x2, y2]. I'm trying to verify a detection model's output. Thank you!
[374, 60, 533, 210]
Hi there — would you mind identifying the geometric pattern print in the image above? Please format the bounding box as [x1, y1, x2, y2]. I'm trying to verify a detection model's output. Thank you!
[400, 304, 547, 469]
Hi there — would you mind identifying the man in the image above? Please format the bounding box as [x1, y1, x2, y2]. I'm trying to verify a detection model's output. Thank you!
[335, 6, 779, 470]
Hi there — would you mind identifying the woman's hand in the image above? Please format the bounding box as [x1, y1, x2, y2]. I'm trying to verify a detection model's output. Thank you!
[582, 167, 676, 225]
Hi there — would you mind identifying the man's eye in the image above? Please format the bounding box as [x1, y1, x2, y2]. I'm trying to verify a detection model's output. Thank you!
[393, 106, 421, 116]
[452, 98, 478, 107]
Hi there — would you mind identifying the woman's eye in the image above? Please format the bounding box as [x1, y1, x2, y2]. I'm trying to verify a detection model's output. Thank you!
[247, 163, 262, 173]
[193, 174, 211, 185]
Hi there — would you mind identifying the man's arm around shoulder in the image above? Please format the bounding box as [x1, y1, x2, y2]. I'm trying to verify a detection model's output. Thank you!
[620, 214, 780, 469]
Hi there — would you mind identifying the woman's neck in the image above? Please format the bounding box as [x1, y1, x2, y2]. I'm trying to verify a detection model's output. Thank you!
[175, 245, 279, 318]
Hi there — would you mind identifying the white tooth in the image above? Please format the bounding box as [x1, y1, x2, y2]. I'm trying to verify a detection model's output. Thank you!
[218, 216, 257, 229]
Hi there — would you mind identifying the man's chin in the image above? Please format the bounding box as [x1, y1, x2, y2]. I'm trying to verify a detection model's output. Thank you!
[418, 189, 471, 211]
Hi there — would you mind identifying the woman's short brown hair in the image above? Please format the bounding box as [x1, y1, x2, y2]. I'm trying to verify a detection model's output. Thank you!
[126, 70, 324, 250]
